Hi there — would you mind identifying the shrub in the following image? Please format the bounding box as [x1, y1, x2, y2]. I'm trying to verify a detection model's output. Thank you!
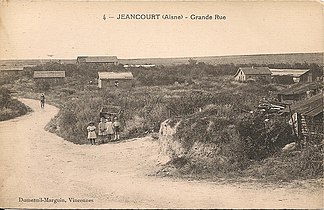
[55, 98, 102, 144]
[175, 116, 235, 150]
[60, 88, 76, 95]
[244, 137, 323, 180]
[236, 113, 295, 161]
[0, 72, 22, 86]
[0, 87, 11, 108]
[0, 87, 29, 121]
[35, 80, 50, 91]
[297, 143, 323, 178]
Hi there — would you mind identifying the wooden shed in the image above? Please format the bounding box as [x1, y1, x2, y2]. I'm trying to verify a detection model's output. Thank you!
[98, 72, 133, 89]
[33, 71, 65, 84]
[282, 94, 323, 137]
[277, 83, 321, 103]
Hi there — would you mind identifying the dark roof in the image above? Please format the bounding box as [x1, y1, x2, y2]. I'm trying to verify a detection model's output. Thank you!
[282, 94, 323, 117]
[77, 56, 118, 63]
[234, 67, 271, 77]
[278, 83, 320, 95]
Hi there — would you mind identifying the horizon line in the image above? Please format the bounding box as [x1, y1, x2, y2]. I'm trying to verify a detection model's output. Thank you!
[0, 51, 323, 61]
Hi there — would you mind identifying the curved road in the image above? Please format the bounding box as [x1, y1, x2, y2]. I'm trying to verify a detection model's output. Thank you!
[0, 99, 323, 208]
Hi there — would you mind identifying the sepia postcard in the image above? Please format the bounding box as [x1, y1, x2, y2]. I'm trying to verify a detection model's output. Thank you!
[0, 0, 323, 209]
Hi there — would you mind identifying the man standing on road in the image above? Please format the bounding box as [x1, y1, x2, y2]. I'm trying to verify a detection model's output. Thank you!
[40, 93, 45, 109]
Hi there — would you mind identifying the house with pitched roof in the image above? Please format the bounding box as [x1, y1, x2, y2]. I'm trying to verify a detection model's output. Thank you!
[98, 72, 133, 89]
[234, 67, 271, 82]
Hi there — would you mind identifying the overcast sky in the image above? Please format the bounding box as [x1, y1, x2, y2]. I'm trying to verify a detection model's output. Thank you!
[0, 1, 323, 59]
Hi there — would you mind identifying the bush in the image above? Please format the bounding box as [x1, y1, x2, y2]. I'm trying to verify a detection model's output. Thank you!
[55, 98, 102, 144]
[297, 144, 323, 178]
[175, 117, 235, 150]
[35, 80, 50, 91]
[60, 88, 76, 95]
[244, 137, 323, 180]
[236, 113, 295, 161]
[0, 87, 11, 108]
[0, 87, 29, 121]
[0, 72, 22, 86]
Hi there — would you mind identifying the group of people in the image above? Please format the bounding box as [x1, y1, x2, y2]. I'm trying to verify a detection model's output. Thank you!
[87, 117, 121, 145]
[39, 93, 122, 145]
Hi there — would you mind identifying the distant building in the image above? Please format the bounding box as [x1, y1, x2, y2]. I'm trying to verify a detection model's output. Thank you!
[270, 69, 312, 83]
[76, 56, 119, 65]
[234, 67, 271, 82]
[98, 72, 133, 89]
[123, 64, 156, 68]
[277, 82, 321, 103]
[0, 67, 24, 74]
[33, 71, 65, 84]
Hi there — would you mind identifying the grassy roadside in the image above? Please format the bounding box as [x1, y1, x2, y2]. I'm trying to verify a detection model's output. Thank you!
[3, 61, 323, 182]
[0, 87, 32, 121]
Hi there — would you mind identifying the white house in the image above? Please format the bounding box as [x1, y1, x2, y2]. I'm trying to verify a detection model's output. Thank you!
[234, 67, 272, 82]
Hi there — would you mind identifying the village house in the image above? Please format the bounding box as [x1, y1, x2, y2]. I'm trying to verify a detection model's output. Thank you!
[97, 72, 133, 89]
[33, 71, 66, 84]
[234, 67, 271, 82]
[76, 56, 119, 65]
[277, 82, 321, 103]
[270, 69, 312, 83]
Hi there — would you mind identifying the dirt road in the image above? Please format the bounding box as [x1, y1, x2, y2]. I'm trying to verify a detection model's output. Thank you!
[0, 99, 323, 208]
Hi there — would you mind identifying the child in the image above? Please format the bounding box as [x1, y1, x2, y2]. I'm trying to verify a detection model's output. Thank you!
[98, 118, 107, 144]
[105, 118, 114, 141]
[112, 117, 121, 140]
[87, 121, 97, 145]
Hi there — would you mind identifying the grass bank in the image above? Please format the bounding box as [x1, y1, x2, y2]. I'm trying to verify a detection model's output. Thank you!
[0, 87, 31, 121]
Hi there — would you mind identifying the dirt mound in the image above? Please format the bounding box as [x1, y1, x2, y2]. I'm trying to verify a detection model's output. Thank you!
[158, 118, 233, 172]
